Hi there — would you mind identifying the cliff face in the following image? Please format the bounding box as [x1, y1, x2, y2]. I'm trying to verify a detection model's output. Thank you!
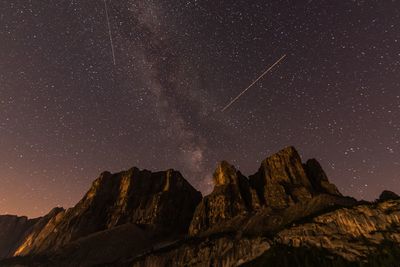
[189, 147, 343, 235]
[13, 168, 201, 256]
[0, 210, 66, 260]
[0, 215, 38, 259]
[304, 159, 342, 196]
[12, 207, 65, 256]
[124, 199, 400, 267]
[0, 147, 399, 267]
[275, 199, 400, 261]
[250, 146, 314, 209]
[189, 161, 254, 235]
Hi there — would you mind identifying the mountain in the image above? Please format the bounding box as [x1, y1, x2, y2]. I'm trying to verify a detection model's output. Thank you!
[0, 215, 37, 259]
[189, 147, 345, 236]
[0, 146, 399, 267]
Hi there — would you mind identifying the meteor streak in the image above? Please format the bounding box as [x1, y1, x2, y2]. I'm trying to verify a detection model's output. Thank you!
[104, 0, 116, 65]
[221, 54, 286, 112]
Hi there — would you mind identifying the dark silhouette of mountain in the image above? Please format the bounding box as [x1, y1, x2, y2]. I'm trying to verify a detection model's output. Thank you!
[0, 147, 399, 267]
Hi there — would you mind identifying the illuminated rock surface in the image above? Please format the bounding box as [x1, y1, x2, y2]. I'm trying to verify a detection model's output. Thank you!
[0, 147, 399, 267]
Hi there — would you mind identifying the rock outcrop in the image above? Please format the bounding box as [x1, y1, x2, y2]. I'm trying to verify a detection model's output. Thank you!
[304, 159, 341, 196]
[189, 161, 254, 235]
[120, 199, 399, 267]
[0, 215, 38, 259]
[275, 199, 400, 261]
[190, 147, 344, 235]
[250, 146, 315, 209]
[379, 190, 400, 201]
[13, 168, 201, 256]
[129, 236, 271, 267]
[12, 207, 65, 256]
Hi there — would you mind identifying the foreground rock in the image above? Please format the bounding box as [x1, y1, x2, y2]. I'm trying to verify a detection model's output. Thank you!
[117, 199, 399, 267]
[275, 199, 400, 261]
[128, 236, 271, 267]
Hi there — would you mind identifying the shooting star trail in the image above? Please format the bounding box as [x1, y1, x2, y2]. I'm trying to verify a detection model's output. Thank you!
[104, 0, 116, 65]
[221, 54, 287, 112]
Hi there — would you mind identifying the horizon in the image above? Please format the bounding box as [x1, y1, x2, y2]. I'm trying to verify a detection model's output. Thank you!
[2, 145, 398, 219]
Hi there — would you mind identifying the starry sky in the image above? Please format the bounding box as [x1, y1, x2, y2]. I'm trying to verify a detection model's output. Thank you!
[1, 0, 399, 217]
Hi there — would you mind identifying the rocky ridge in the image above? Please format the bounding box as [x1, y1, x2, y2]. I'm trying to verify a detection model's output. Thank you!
[275, 199, 400, 261]
[189, 147, 343, 235]
[0, 146, 399, 267]
[0, 215, 38, 259]
[11, 168, 201, 257]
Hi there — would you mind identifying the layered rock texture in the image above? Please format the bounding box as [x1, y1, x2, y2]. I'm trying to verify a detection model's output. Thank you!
[7, 168, 201, 259]
[189, 147, 343, 235]
[0, 215, 38, 259]
[1, 147, 399, 267]
[275, 199, 400, 261]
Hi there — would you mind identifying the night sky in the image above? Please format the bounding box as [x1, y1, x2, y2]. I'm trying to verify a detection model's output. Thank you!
[1, 0, 399, 217]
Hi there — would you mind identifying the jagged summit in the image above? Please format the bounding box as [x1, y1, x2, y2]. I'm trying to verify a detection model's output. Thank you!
[304, 158, 342, 196]
[0, 147, 399, 267]
[12, 167, 202, 257]
[251, 146, 314, 208]
[189, 146, 343, 235]
[213, 160, 241, 186]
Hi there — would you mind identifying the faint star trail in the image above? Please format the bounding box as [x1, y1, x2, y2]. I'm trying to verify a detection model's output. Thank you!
[104, 0, 116, 65]
[221, 54, 287, 112]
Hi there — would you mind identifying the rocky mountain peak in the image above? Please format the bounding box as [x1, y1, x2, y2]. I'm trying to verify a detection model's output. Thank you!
[255, 146, 314, 206]
[304, 159, 341, 196]
[189, 146, 344, 235]
[379, 190, 399, 201]
[189, 160, 253, 235]
[1, 147, 399, 266]
[0, 215, 39, 259]
[213, 160, 241, 186]
[11, 167, 202, 256]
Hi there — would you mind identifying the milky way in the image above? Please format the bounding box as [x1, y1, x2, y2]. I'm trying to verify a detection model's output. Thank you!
[0, 0, 399, 217]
